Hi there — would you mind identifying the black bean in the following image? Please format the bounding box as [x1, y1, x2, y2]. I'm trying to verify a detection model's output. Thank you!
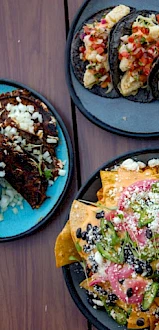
[86, 234, 89, 243]
[92, 226, 98, 233]
[146, 228, 152, 239]
[96, 211, 105, 219]
[118, 279, 124, 284]
[106, 299, 115, 306]
[87, 291, 94, 299]
[145, 262, 153, 276]
[126, 288, 133, 298]
[83, 245, 91, 253]
[136, 318, 145, 326]
[124, 245, 134, 264]
[108, 293, 118, 302]
[134, 260, 143, 274]
[81, 231, 87, 240]
[76, 228, 82, 238]
[87, 223, 92, 232]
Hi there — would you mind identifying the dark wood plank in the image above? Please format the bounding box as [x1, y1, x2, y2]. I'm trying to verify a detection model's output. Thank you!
[0, 0, 87, 329]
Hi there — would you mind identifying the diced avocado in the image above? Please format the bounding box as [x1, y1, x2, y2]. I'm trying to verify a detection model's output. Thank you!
[141, 282, 159, 311]
[104, 304, 127, 326]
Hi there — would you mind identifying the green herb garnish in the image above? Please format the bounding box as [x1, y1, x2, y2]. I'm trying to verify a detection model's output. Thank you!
[140, 36, 147, 44]
[69, 256, 80, 262]
[44, 169, 52, 180]
[75, 242, 82, 253]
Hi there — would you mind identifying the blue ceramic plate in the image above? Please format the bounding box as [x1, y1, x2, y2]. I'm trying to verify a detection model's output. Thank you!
[0, 79, 73, 241]
[66, 0, 159, 138]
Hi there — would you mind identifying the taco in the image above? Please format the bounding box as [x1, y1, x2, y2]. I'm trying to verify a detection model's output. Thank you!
[71, 5, 132, 98]
[109, 10, 159, 102]
[149, 58, 159, 99]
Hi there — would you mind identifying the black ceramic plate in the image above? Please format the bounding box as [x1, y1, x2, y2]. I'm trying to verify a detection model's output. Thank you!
[66, 0, 159, 138]
[0, 79, 73, 241]
[63, 148, 159, 330]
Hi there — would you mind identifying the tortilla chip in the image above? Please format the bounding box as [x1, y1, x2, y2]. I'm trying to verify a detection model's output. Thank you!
[54, 220, 81, 267]
[100, 167, 159, 208]
[97, 187, 103, 201]
[69, 200, 100, 259]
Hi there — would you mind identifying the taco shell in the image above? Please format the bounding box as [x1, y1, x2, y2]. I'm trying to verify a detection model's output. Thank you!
[109, 10, 157, 103]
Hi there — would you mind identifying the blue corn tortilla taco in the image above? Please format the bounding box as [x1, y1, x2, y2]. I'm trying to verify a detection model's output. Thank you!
[71, 5, 133, 98]
[148, 58, 159, 99]
[109, 10, 159, 103]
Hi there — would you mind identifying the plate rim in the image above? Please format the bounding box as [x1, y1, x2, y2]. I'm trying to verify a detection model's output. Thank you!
[65, 0, 159, 138]
[0, 78, 74, 242]
[63, 147, 159, 330]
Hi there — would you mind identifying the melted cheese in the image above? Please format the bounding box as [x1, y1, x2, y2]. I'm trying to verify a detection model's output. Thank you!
[105, 5, 130, 29]
[120, 71, 143, 96]
[84, 69, 97, 88]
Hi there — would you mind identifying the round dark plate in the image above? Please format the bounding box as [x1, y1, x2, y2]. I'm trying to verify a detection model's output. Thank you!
[63, 148, 159, 330]
[66, 0, 159, 138]
[0, 79, 73, 241]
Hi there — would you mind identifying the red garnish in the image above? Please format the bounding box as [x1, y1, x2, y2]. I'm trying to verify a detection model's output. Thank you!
[97, 47, 105, 55]
[79, 46, 85, 54]
[83, 26, 90, 34]
[156, 14, 159, 23]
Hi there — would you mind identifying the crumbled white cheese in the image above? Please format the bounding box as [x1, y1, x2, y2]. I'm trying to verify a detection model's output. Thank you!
[92, 299, 104, 307]
[0, 162, 6, 168]
[121, 158, 139, 171]
[94, 251, 103, 266]
[121, 158, 146, 171]
[0, 171, 5, 177]
[58, 169, 66, 176]
[148, 158, 159, 167]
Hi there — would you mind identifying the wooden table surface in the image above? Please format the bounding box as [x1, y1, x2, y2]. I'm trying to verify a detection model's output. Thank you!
[0, 1, 159, 329]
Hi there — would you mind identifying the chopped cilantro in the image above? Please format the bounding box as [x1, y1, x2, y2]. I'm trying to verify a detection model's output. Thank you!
[69, 256, 80, 262]
[75, 242, 82, 253]
[94, 72, 102, 79]
[139, 61, 144, 66]
[44, 169, 52, 180]
[140, 36, 147, 44]
[134, 75, 139, 81]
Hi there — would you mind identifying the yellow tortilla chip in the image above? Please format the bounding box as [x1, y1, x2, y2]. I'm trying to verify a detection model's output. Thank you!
[97, 187, 103, 201]
[127, 311, 150, 329]
[100, 167, 159, 208]
[69, 200, 100, 259]
[54, 220, 81, 267]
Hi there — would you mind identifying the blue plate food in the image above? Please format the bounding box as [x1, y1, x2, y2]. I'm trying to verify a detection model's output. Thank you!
[0, 79, 73, 241]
